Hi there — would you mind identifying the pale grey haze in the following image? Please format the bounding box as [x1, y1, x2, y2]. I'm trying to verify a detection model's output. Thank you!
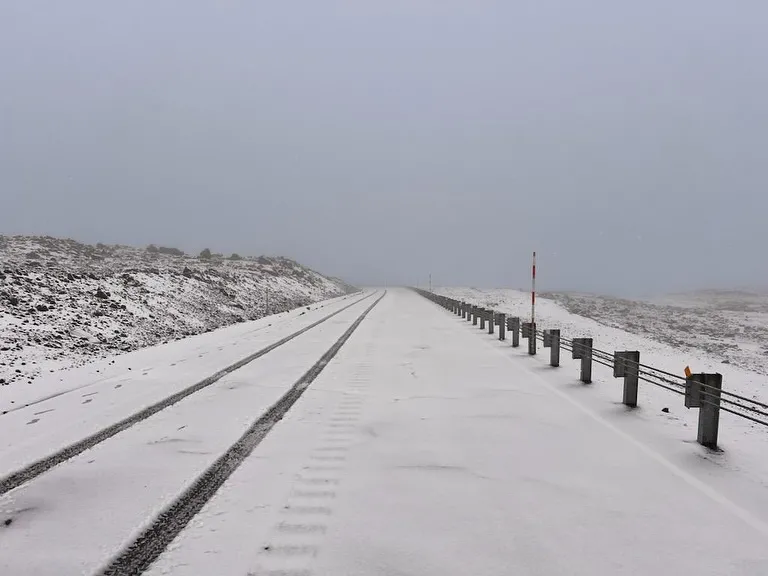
[2, 1, 767, 296]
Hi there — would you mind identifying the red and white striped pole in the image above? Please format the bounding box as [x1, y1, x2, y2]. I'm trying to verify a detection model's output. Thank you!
[531, 251, 536, 325]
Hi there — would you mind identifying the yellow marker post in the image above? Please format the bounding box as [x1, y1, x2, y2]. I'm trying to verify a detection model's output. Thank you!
[684, 366, 692, 378]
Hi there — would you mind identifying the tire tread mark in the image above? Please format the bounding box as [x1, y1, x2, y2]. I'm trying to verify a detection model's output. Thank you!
[0, 291, 376, 496]
[96, 291, 385, 576]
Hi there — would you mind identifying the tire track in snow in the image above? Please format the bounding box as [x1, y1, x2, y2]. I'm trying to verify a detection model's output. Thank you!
[96, 291, 386, 576]
[253, 340, 376, 576]
[0, 291, 377, 497]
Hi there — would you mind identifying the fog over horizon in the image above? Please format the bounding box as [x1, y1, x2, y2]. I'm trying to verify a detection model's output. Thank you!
[3, 1, 767, 297]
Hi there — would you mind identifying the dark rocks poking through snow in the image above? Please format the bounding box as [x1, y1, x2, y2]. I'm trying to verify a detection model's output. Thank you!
[0, 235, 358, 388]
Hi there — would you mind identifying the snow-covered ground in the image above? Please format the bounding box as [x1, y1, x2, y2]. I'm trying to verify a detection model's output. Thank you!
[0, 293, 376, 576]
[0, 235, 356, 388]
[435, 288, 768, 488]
[2, 289, 767, 575]
[148, 289, 768, 575]
[542, 289, 768, 376]
[439, 287, 768, 406]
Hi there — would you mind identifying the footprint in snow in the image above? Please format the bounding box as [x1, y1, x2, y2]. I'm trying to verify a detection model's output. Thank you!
[26, 418, 40, 425]
[82, 399, 92, 404]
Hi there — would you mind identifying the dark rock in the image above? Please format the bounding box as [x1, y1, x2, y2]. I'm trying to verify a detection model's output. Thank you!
[36, 304, 49, 312]
[7, 296, 18, 306]
[721, 359, 731, 364]
[95, 288, 110, 299]
[661, 407, 670, 413]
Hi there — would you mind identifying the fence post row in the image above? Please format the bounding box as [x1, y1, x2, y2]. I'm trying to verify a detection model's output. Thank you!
[685, 372, 723, 449]
[543, 329, 560, 367]
[508, 317, 520, 348]
[571, 337, 593, 383]
[522, 322, 536, 355]
[411, 289, 731, 452]
[613, 351, 640, 407]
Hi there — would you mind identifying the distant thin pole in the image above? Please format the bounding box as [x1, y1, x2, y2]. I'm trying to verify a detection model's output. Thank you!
[429, 273, 432, 293]
[531, 251, 536, 324]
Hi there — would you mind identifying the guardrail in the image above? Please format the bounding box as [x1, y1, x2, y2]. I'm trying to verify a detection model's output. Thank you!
[413, 288, 768, 450]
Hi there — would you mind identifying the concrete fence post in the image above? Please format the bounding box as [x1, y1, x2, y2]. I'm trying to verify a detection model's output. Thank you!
[510, 317, 520, 348]
[572, 338, 593, 383]
[467, 304, 473, 322]
[697, 373, 722, 449]
[522, 322, 536, 355]
[479, 310, 486, 330]
[614, 351, 640, 407]
[498, 313, 506, 341]
[528, 323, 537, 355]
[488, 310, 495, 335]
[549, 329, 560, 367]
[473, 306, 478, 325]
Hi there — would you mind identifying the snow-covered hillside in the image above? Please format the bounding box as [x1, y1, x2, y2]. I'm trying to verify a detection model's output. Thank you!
[0, 235, 356, 388]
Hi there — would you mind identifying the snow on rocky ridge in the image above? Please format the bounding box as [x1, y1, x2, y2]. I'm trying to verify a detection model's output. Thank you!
[0, 235, 356, 388]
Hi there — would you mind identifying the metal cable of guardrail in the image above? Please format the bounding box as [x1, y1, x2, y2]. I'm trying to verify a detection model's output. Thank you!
[636, 373, 686, 396]
[697, 388, 768, 419]
[701, 400, 768, 427]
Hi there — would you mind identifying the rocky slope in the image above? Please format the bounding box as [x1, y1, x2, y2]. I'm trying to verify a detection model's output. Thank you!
[0, 236, 356, 387]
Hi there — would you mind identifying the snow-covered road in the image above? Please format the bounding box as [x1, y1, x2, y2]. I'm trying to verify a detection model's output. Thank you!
[2, 288, 768, 575]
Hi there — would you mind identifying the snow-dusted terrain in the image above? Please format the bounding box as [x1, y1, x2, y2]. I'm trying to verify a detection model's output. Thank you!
[436, 288, 768, 459]
[1, 289, 767, 575]
[543, 289, 768, 376]
[0, 235, 356, 388]
[439, 287, 768, 399]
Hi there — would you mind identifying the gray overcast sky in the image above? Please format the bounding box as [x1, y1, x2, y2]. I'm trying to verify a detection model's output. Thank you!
[2, 1, 767, 295]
